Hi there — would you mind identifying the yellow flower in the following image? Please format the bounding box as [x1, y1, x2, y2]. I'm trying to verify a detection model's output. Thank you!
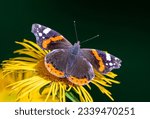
[0, 39, 120, 102]
[0, 69, 16, 101]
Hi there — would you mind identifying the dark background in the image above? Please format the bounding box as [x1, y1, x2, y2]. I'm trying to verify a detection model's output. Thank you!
[0, 0, 150, 101]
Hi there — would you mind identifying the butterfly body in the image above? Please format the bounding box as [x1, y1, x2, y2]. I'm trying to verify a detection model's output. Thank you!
[31, 24, 122, 85]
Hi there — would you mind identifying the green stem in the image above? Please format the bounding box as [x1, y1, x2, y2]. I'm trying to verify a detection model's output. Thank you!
[65, 92, 79, 102]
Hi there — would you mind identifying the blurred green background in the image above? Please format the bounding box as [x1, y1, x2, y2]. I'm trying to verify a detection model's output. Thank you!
[0, 0, 150, 101]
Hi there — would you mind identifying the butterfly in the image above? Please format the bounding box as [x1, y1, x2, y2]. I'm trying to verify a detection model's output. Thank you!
[31, 24, 122, 85]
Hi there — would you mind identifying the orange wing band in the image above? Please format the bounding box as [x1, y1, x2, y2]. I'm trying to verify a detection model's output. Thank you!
[91, 49, 105, 72]
[68, 76, 89, 85]
[42, 35, 64, 48]
[45, 63, 65, 77]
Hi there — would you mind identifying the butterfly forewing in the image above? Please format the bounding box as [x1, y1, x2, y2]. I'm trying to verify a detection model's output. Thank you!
[81, 49, 122, 74]
[31, 24, 72, 50]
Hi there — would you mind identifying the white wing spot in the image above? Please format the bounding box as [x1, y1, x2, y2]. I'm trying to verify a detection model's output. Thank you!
[106, 53, 111, 61]
[61, 35, 64, 38]
[115, 57, 118, 60]
[109, 62, 113, 66]
[38, 25, 41, 28]
[43, 28, 51, 34]
[38, 33, 42, 37]
[106, 63, 108, 66]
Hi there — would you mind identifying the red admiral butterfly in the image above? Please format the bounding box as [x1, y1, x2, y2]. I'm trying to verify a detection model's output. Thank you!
[31, 24, 121, 85]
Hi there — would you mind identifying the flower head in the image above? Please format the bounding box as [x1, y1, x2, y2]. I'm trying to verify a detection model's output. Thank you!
[0, 39, 120, 102]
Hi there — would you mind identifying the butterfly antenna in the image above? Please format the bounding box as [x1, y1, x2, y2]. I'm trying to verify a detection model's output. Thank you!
[73, 21, 79, 42]
[80, 34, 100, 44]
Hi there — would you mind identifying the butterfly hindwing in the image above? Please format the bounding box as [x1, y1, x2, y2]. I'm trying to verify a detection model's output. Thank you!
[66, 55, 95, 85]
[81, 49, 122, 74]
[45, 48, 95, 85]
[31, 24, 72, 50]
[44, 49, 70, 78]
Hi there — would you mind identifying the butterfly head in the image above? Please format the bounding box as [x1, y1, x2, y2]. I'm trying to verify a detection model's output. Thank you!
[70, 41, 80, 55]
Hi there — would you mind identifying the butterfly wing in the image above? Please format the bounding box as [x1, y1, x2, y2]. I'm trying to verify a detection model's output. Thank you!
[31, 24, 72, 50]
[44, 49, 71, 78]
[45, 49, 94, 85]
[81, 49, 122, 74]
[66, 55, 95, 85]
